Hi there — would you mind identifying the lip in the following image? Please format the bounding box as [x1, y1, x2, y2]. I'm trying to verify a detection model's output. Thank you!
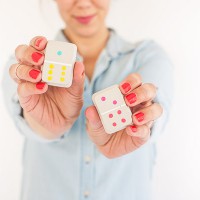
[74, 14, 96, 24]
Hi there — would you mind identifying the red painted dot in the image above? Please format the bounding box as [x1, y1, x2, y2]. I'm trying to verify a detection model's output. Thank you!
[121, 118, 126, 123]
[113, 122, 117, 127]
[117, 110, 122, 114]
[109, 114, 113, 118]
[113, 100, 117, 105]
[101, 97, 106, 101]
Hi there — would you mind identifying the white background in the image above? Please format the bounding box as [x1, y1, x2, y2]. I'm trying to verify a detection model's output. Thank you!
[0, 0, 200, 199]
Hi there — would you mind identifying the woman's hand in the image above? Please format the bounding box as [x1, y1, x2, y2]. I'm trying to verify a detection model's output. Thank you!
[9, 36, 85, 139]
[85, 73, 163, 158]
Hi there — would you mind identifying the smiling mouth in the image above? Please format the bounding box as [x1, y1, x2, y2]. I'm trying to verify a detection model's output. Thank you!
[74, 14, 96, 24]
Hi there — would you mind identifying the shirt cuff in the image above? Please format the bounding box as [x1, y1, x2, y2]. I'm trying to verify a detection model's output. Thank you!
[149, 88, 172, 143]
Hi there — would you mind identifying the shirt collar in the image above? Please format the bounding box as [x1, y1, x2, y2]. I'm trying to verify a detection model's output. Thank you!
[54, 29, 136, 89]
[54, 28, 136, 60]
[105, 28, 136, 58]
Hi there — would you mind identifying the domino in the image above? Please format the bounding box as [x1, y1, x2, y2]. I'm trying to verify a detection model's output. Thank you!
[42, 40, 77, 87]
[92, 85, 133, 134]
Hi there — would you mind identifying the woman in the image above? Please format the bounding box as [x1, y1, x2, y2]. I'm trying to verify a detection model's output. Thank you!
[2, 0, 173, 199]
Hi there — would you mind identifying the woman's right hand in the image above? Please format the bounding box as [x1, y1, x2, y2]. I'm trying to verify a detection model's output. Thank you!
[9, 36, 85, 139]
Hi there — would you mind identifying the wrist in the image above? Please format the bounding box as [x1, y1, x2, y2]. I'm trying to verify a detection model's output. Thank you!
[23, 110, 74, 140]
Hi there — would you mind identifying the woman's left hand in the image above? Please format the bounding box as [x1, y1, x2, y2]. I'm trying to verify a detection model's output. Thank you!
[85, 73, 163, 158]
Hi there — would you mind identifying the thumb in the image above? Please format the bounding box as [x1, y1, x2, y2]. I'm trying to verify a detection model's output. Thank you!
[85, 106, 111, 146]
[85, 106, 103, 130]
[68, 62, 85, 95]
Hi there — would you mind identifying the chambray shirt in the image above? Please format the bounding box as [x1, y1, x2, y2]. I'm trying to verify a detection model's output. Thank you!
[2, 29, 174, 200]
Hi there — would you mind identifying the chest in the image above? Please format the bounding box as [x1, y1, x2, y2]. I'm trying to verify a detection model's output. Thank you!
[84, 59, 96, 81]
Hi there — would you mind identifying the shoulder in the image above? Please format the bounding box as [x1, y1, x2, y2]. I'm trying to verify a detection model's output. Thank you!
[108, 30, 168, 61]
[119, 36, 172, 68]
[111, 31, 174, 74]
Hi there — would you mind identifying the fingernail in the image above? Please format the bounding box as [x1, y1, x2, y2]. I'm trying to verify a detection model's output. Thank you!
[29, 69, 40, 79]
[130, 125, 137, 132]
[126, 93, 137, 104]
[135, 112, 144, 122]
[121, 82, 131, 93]
[36, 82, 45, 89]
[32, 52, 43, 63]
[35, 38, 43, 47]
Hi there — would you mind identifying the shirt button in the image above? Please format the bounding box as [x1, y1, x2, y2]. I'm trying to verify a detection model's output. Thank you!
[84, 191, 90, 198]
[84, 155, 92, 164]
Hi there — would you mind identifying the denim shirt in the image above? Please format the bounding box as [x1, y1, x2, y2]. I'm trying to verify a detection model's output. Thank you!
[2, 29, 174, 200]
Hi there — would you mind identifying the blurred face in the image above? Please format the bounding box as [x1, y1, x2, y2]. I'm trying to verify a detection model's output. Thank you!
[56, 0, 110, 37]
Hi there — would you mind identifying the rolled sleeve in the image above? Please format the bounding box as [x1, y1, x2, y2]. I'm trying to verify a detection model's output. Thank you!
[134, 41, 174, 143]
[1, 56, 64, 143]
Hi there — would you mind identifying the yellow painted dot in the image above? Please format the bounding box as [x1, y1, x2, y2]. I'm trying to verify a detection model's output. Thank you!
[48, 76, 53, 81]
[48, 70, 53, 75]
[62, 66, 66, 70]
[60, 77, 65, 82]
[49, 64, 54, 69]
[61, 71, 66, 76]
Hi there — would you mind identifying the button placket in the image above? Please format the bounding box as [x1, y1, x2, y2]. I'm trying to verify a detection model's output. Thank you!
[84, 191, 90, 198]
[80, 105, 94, 200]
[84, 155, 92, 164]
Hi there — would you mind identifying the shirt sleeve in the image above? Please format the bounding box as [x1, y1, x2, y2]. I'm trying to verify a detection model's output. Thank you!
[1, 55, 64, 143]
[134, 41, 174, 143]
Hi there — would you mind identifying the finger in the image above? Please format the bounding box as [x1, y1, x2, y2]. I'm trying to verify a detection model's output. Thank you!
[15, 45, 44, 66]
[140, 99, 153, 107]
[125, 83, 157, 107]
[132, 103, 163, 126]
[8, 63, 22, 83]
[85, 106, 112, 146]
[146, 120, 154, 129]
[119, 73, 142, 94]
[29, 36, 48, 51]
[17, 81, 48, 98]
[126, 124, 150, 144]
[131, 99, 153, 114]
[67, 62, 85, 96]
[9, 63, 42, 83]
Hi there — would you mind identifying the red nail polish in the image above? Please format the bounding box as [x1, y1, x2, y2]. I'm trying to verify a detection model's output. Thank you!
[35, 38, 43, 47]
[29, 69, 40, 79]
[130, 125, 137, 132]
[36, 82, 45, 89]
[32, 52, 43, 63]
[126, 93, 137, 104]
[135, 112, 144, 122]
[121, 82, 131, 93]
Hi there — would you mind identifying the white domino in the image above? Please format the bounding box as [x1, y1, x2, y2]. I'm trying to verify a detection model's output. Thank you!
[92, 85, 133, 134]
[42, 40, 77, 87]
